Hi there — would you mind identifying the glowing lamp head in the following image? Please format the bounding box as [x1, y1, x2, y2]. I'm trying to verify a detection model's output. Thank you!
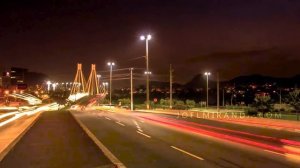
[107, 62, 115, 66]
[204, 72, 211, 76]
[140, 35, 145, 40]
[97, 74, 101, 78]
[47, 81, 51, 85]
[140, 34, 151, 40]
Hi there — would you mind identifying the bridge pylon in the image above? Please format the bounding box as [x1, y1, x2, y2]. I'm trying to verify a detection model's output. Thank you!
[86, 64, 100, 95]
[70, 63, 86, 95]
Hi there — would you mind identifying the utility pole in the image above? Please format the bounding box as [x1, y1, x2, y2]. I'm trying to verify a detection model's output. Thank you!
[130, 68, 134, 111]
[217, 72, 220, 112]
[222, 89, 225, 107]
[169, 64, 173, 109]
[279, 89, 282, 108]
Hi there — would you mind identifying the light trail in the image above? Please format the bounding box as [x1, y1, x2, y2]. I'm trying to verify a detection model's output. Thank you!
[158, 116, 300, 147]
[139, 116, 300, 156]
[0, 103, 62, 127]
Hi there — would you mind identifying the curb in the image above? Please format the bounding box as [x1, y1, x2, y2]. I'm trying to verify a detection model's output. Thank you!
[0, 112, 42, 161]
[70, 111, 126, 168]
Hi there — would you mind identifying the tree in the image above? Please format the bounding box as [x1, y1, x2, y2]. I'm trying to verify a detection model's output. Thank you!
[287, 89, 300, 120]
[98, 98, 109, 105]
[185, 99, 196, 109]
[173, 100, 186, 110]
[118, 98, 130, 106]
[159, 98, 169, 109]
[252, 95, 273, 117]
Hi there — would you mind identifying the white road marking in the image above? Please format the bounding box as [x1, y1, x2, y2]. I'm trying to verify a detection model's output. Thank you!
[137, 131, 151, 138]
[264, 150, 285, 156]
[105, 117, 111, 120]
[134, 120, 143, 132]
[116, 121, 125, 126]
[171, 146, 204, 161]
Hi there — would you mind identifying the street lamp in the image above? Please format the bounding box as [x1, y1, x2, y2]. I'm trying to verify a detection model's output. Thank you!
[107, 62, 115, 106]
[46, 81, 51, 92]
[97, 74, 101, 87]
[204, 72, 211, 108]
[102, 82, 109, 95]
[140, 34, 152, 109]
[52, 83, 57, 91]
[273, 89, 282, 108]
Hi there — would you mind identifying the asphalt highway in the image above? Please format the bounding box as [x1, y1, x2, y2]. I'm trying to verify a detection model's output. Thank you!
[72, 109, 300, 168]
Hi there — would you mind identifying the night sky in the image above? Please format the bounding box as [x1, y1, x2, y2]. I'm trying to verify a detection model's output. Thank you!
[1, 0, 300, 83]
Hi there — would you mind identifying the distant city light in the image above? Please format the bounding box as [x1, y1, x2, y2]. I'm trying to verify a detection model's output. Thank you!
[144, 71, 152, 75]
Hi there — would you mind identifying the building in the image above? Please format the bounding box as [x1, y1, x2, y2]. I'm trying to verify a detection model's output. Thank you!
[0, 71, 11, 88]
[10, 67, 28, 85]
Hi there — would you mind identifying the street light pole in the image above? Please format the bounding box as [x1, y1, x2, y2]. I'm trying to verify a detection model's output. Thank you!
[107, 62, 115, 106]
[170, 64, 173, 109]
[204, 72, 211, 108]
[47, 81, 51, 93]
[217, 72, 220, 112]
[140, 34, 151, 109]
[97, 74, 101, 88]
[130, 68, 134, 111]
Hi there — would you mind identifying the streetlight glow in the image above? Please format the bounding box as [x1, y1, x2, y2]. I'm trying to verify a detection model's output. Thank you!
[46, 81, 51, 92]
[144, 71, 152, 75]
[204, 72, 211, 108]
[204, 72, 211, 76]
[140, 33, 152, 109]
[107, 62, 115, 106]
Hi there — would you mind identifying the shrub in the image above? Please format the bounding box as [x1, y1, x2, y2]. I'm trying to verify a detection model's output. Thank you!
[186, 99, 196, 109]
[118, 98, 130, 106]
[245, 107, 258, 116]
[173, 100, 187, 110]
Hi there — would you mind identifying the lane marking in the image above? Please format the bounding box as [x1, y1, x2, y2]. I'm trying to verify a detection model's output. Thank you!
[137, 131, 151, 138]
[116, 121, 125, 126]
[264, 150, 285, 156]
[134, 119, 143, 132]
[105, 117, 111, 120]
[171, 146, 204, 161]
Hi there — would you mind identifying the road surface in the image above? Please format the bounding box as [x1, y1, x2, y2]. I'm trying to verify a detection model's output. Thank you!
[71, 109, 300, 168]
[0, 110, 113, 168]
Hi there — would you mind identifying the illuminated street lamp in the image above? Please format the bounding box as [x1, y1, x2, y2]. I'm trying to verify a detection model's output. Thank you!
[97, 74, 101, 87]
[107, 62, 115, 106]
[140, 34, 152, 109]
[47, 81, 51, 92]
[144, 71, 152, 75]
[102, 82, 109, 94]
[204, 72, 211, 108]
[52, 83, 56, 91]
